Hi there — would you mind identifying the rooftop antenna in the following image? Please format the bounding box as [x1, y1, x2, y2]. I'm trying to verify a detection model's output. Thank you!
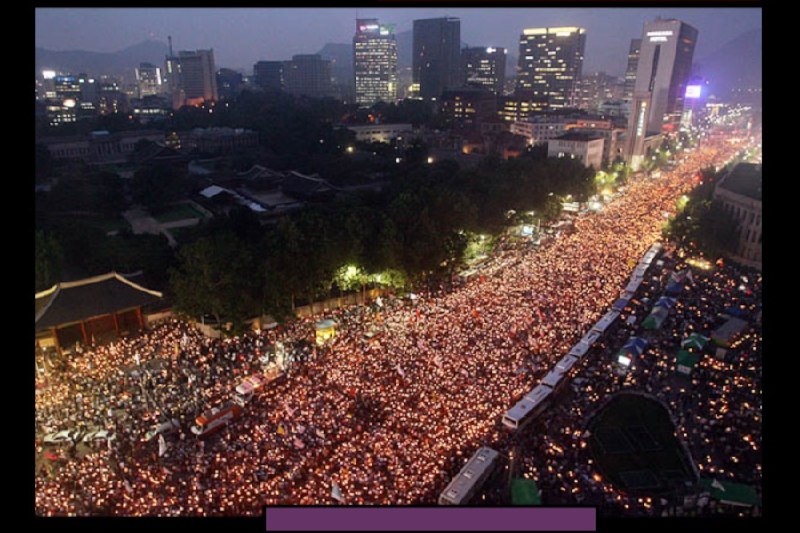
[168, 35, 174, 57]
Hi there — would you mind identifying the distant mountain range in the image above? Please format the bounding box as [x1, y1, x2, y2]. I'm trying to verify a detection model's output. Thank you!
[694, 29, 761, 95]
[35, 40, 170, 81]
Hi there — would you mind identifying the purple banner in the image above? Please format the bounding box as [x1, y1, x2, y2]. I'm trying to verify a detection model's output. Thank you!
[265, 507, 596, 531]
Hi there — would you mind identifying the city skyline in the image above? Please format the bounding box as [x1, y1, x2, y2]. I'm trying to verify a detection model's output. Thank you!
[35, 8, 761, 77]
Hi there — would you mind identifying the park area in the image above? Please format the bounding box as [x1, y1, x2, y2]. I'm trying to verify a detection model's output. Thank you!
[588, 392, 696, 495]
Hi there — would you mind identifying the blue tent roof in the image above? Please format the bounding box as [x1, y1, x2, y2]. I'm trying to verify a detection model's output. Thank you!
[621, 336, 648, 356]
[655, 296, 677, 309]
[724, 306, 749, 318]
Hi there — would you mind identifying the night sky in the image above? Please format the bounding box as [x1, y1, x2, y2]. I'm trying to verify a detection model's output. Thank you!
[35, 7, 761, 76]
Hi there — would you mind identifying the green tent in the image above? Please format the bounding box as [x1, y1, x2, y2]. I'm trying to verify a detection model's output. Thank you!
[699, 478, 760, 507]
[642, 306, 669, 330]
[511, 478, 542, 505]
[681, 333, 709, 351]
[676, 350, 700, 375]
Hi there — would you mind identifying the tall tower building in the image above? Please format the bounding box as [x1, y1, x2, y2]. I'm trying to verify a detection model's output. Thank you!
[626, 19, 698, 167]
[353, 19, 398, 107]
[516, 27, 586, 109]
[412, 17, 461, 100]
[164, 36, 183, 110]
[253, 61, 284, 91]
[283, 54, 333, 98]
[461, 46, 506, 94]
[623, 39, 641, 101]
[177, 49, 219, 106]
[135, 62, 163, 98]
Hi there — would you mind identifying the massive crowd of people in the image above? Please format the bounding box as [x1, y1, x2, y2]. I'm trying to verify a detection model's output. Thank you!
[35, 134, 756, 516]
[498, 247, 762, 517]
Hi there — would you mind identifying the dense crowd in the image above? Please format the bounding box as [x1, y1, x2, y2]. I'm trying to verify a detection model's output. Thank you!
[502, 248, 761, 517]
[35, 134, 753, 516]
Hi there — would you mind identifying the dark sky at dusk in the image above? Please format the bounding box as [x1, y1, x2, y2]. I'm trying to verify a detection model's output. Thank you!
[35, 8, 761, 76]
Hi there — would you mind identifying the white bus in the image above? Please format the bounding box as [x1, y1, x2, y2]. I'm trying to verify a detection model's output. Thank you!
[591, 310, 620, 335]
[502, 385, 553, 430]
[438, 447, 500, 505]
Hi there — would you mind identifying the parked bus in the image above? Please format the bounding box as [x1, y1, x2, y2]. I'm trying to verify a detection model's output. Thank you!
[232, 366, 285, 406]
[191, 402, 242, 438]
[502, 385, 553, 430]
[438, 447, 500, 505]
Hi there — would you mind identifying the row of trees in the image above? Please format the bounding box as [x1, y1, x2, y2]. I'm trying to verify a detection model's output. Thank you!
[663, 167, 740, 259]
[169, 155, 596, 329]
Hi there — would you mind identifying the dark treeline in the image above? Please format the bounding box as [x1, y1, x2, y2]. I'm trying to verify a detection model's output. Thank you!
[168, 154, 595, 330]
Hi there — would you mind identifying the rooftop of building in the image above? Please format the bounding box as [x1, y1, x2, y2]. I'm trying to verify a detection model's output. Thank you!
[552, 132, 604, 142]
[718, 163, 762, 201]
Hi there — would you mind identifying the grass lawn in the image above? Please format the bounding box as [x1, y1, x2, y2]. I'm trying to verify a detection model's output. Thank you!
[153, 203, 206, 224]
[588, 392, 696, 496]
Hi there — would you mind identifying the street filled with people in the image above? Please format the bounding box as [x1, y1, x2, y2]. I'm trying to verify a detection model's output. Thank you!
[35, 133, 757, 516]
[500, 247, 762, 516]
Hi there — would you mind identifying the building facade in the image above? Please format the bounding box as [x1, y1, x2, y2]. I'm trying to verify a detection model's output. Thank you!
[136, 62, 163, 98]
[346, 123, 413, 143]
[713, 163, 762, 270]
[462, 46, 506, 94]
[283, 55, 333, 98]
[516, 27, 586, 109]
[253, 61, 284, 91]
[626, 19, 698, 167]
[547, 132, 604, 169]
[176, 49, 219, 107]
[440, 88, 498, 127]
[353, 19, 398, 107]
[412, 17, 461, 100]
[623, 38, 641, 101]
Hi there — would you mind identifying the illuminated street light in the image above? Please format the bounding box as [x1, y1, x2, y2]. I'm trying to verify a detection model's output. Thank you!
[427, 156, 434, 164]
[346, 146, 354, 154]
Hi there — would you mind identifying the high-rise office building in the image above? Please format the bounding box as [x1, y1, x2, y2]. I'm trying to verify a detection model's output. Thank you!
[216, 68, 243, 99]
[135, 62, 162, 99]
[626, 18, 698, 167]
[163, 36, 182, 109]
[516, 27, 586, 109]
[283, 54, 333, 98]
[353, 19, 398, 107]
[253, 61, 284, 91]
[462, 46, 506, 94]
[413, 17, 461, 100]
[176, 49, 219, 106]
[623, 39, 641, 101]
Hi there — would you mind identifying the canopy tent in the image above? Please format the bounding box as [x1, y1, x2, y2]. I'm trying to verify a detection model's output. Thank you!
[654, 296, 677, 309]
[681, 333, 709, 351]
[620, 337, 648, 357]
[315, 319, 337, 346]
[665, 270, 687, 296]
[676, 350, 701, 375]
[712, 317, 748, 347]
[642, 306, 669, 330]
[724, 306, 750, 319]
[511, 478, 542, 506]
[699, 478, 761, 507]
